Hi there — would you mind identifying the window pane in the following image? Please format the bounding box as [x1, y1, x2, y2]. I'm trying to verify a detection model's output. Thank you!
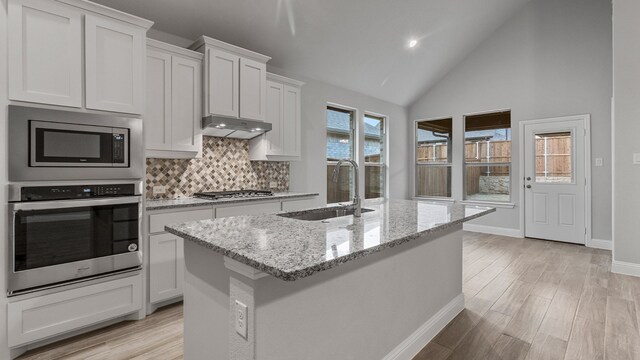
[365, 114, 385, 199]
[365, 164, 385, 199]
[327, 164, 353, 203]
[535, 132, 572, 183]
[326, 107, 354, 161]
[465, 165, 510, 202]
[464, 111, 511, 163]
[416, 119, 452, 164]
[464, 130, 512, 163]
[416, 165, 451, 197]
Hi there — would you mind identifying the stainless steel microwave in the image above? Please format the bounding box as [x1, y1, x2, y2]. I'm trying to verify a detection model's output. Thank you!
[30, 120, 129, 168]
[9, 105, 143, 181]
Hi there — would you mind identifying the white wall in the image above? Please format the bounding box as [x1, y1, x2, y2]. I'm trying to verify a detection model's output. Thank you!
[612, 0, 640, 271]
[408, 0, 612, 241]
[1, 0, 9, 358]
[147, 29, 411, 202]
[267, 67, 410, 203]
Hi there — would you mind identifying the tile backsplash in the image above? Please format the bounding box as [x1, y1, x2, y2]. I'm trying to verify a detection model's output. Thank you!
[146, 136, 289, 199]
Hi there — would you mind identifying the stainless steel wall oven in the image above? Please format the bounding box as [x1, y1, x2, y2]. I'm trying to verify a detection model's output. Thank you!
[7, 182, 143, 295]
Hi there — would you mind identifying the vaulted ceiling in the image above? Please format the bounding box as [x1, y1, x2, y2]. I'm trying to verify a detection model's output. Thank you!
[93, 0, 531, 106]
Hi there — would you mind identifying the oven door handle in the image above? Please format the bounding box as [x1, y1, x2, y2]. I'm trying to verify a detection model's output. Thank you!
[9, 196, 141, 212]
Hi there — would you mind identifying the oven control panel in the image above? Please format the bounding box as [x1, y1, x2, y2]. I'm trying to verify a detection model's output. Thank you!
[20, 183, 137, 201]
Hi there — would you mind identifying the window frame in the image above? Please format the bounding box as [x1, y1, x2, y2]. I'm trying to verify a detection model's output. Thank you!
[463, 110, 513, 203]
[326, 104, 358, 205]
[414, 117, 454, 200]
[363, 112, 388, 200]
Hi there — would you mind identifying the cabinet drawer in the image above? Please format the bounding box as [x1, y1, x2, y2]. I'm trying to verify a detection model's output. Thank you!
[215, 201, 281, 218]
[149, 208, 213, 234]
[8, 274, 142, 348]
[282, 198, 318, 212]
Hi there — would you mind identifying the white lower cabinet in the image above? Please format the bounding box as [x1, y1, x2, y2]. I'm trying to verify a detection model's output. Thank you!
[149, 234, 184, 303]
[147, 206, 214, 306]
[145, 197, 316, 310]
[8, 274, 142, 348]
[215, 201, 282, 218]
[281, 198, 319, 212]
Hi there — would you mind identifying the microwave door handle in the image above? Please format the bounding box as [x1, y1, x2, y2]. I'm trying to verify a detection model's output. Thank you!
[9, 196, 141, 211]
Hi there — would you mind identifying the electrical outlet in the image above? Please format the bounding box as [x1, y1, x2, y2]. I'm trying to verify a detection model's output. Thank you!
[595, 158, 603, 167]
[269, 181, 278, 188]
[235, 300, 248, 339]
[153, 185, 166, 194]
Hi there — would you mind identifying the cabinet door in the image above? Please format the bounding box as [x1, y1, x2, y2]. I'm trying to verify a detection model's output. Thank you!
[265, 80, 284, 156]
[239, 57, 267, 121]
[149, 233, 184, 303]
[171, 56, 202, 152]
[207, 48, 239, 118]
[282, 85, 301, 157]
[8, 0, 82, 107]
[145, 49, 172, 151]
[85, 14, 145, 114]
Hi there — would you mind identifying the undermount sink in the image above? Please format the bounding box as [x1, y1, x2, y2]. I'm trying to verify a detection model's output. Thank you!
[277, 206, 374, 221]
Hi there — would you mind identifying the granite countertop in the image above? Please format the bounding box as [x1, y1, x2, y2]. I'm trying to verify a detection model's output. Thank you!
[146, 192, 319, 211]
[164, 199, 495, 281]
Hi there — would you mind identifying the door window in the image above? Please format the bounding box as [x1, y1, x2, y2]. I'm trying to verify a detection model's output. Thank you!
[534, 131, 573, 183]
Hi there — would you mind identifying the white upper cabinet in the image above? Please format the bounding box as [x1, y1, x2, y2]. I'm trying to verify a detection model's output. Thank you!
[239, 57, 267, 121]
[7, 0, 153, 114]
[171, 55, 202, 152]
[249, 73, 303, 161]
[145, 39, 202, 157]
[207, 48, 239, 118]
[282, 84, 301, 157]
[8, 0, 83, 107]
[190, 36, 270, 122]
[85, 14, 145, 114]
[264, 81, 284, 155]
[145, 48, 172, 151]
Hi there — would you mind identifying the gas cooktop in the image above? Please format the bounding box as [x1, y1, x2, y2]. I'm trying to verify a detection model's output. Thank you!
[194, 190, 274, 200]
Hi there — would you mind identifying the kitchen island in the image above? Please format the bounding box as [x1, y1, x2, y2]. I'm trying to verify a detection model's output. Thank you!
[165, 199, 494, 360]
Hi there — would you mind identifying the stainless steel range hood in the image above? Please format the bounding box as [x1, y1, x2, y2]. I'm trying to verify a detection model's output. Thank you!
[202, 115, 272, 140]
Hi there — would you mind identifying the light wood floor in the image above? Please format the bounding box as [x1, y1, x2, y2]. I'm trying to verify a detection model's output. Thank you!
[17, 232, 640, 360]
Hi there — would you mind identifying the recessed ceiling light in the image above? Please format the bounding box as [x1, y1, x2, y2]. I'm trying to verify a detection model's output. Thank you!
[219, 123, 226, 127]
[408, 39, 418, 48]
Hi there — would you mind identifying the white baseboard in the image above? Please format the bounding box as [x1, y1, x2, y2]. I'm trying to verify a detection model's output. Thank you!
[463, 223, 522, 238]
[611, 260, 640, 278]
[587, 238, 612, 251]
[382, 293, 464, 360]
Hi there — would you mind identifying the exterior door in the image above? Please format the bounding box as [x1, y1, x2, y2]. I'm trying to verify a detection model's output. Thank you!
[523, 116, 588, 244]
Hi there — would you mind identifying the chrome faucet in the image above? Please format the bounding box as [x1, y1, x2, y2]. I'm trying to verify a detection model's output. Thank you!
[332, 159, 361, 217]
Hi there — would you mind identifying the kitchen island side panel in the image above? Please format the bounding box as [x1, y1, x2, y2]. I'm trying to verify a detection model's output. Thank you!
[183, 225, 463, 360]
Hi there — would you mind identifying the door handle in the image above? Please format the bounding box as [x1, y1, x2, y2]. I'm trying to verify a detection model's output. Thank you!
[526, 185, 532, 189]
[526, 177, 531, 181]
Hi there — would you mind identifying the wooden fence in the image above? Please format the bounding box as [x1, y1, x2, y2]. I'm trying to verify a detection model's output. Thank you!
[416, 136, 571, 196]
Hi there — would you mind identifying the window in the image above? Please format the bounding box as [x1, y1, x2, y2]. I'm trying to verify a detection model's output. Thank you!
[415, 118, 453, 198]
[364, 114, 385, 199]
[464, 111, 512, 202]
[326, 106, 355, 203]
